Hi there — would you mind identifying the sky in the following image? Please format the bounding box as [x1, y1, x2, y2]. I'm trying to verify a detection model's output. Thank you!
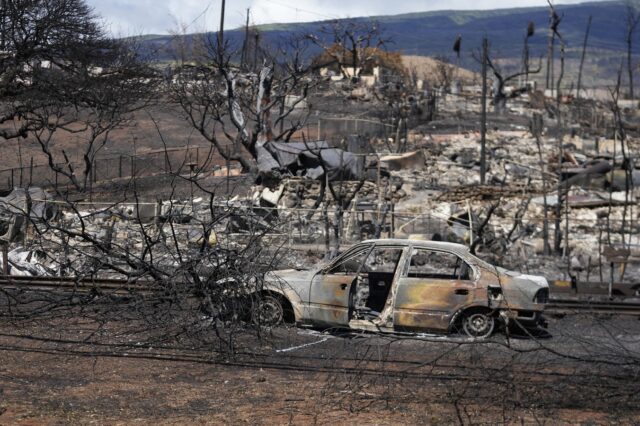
[87, 0, 607, 36]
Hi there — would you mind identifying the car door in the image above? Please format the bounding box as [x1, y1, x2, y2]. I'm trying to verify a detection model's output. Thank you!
[393, 248, 476, 332]
[307, 244, 373, 326]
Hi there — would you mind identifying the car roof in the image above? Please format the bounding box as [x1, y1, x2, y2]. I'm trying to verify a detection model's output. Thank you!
[360, 239, 470, 253]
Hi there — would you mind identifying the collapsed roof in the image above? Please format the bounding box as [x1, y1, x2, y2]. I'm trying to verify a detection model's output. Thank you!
[257, 140, 368, 182]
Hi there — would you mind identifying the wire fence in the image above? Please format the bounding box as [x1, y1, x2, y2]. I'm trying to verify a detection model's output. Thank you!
[308, 117, 394, 143]
[0, 117, 395, 192]
[0, 145, 225, 191]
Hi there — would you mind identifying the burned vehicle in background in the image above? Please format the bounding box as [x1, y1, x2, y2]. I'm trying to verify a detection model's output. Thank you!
[254, 239, 549, 338]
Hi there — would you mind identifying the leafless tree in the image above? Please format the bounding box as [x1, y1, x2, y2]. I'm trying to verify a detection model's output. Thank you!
[484, 54, 541, 114]
[169, 32, 317, 173]
[307, 19, 390, 84]
[608, 65, 635, 265]
[549, 0, 566, 254]
[545, 1, 562, 90]
[473, 25, 541, 114]
[0, 0, 281, 352]
[531, 112, 551, 255]
[0, 0, 158, 191]
[522, 21, 535, 85]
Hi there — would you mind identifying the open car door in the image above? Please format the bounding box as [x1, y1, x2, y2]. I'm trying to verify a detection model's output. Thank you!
[307, 244, 372, 327]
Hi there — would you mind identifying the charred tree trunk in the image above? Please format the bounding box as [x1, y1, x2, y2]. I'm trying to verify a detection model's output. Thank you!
[480, 37, 488, 185]
[532, 113, 551, 255]
[576, 15, 592, 99]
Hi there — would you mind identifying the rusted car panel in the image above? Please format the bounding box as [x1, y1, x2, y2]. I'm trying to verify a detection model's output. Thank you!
[263, 239, 549, 337]
[488, 269, 548, 323]
[393, 278, 478, 331]
[307, 273, 353, 326]
[264, 269, 314, 323]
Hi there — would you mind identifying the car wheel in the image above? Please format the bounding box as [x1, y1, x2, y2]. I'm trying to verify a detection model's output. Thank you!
[461, 311, 495, 339]
[252, 295, 284, 327]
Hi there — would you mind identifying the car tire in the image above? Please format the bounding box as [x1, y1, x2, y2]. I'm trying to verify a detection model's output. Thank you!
[251, 295, 284, 327]
[461, 310, 495, 339]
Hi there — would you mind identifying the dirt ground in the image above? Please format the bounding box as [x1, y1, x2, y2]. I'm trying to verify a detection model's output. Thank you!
[0, 334, 455, 425]
[1, 310, 640, 425]
[1, 348, 378, 425]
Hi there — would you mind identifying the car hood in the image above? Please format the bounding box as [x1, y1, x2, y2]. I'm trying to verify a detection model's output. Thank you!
[265, 269, 316, 292]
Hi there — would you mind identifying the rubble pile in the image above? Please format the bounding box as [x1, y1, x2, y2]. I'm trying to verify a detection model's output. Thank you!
[0, 85, 639, 282]
[269, 178, 406, 211]
[0, 190, 287, 279]
[384, 120, 640, 277]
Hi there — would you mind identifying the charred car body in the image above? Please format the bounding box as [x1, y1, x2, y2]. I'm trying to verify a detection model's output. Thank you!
[255, 239, 549, 338]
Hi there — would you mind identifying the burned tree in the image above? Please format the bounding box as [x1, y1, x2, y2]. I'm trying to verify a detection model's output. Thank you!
[307, 19, 391, 85]
[548, 1, 567, 254]
[0, 0, 106, 142]
[475, 24, 541, 114]
[0, 0, 279, 352]
[485, 53, 542, 114]
[0, 0, 158, 191]
[169, 32, 317, 173]
[522, 22, 535, 84]
[545, 1, 562, 90]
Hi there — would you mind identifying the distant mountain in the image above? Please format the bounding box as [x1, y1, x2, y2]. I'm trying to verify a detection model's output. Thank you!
[138, 1, 640, 85]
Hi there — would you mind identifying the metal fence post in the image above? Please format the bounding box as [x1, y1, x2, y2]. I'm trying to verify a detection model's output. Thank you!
[2, 244, 8, 276]
[390, 201, 395, 238]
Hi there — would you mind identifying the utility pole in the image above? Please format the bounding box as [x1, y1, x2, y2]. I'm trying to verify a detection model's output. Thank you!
[218, 0, 226, 61]
[240, 8, 250, 70]
[480, 37, 488, 185]
[546, 6, 554, 90]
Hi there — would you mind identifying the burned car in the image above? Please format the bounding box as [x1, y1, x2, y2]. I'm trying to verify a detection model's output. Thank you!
[254, 239, 549, 338]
